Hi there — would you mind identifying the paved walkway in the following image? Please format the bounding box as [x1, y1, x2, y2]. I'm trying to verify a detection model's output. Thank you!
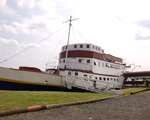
[1, 91, 150, 120]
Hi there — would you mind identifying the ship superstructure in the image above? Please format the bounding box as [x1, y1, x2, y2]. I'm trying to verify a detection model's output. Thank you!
[56, 43, 125, 91]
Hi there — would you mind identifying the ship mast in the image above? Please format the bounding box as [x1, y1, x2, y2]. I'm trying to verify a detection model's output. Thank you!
[65, 16, 78, 68]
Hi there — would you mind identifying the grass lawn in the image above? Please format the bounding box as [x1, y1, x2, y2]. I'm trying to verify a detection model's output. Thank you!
[0, 90, 112, 112]
[123, 87, 149, 96]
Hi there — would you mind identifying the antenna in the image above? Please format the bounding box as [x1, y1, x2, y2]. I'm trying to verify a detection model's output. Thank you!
[64, 16, 79, 68]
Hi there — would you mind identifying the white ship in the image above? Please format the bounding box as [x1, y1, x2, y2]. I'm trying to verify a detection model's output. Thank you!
[46, 43, 126, 91]
[0, 43, 125, 91]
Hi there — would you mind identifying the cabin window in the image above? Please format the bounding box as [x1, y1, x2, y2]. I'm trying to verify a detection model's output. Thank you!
[63, 59, 65, 63]
[94, 62, 96, 65]
[107, 78, 109, 81]
[103, 78, 106, 81]
[83, 74, 87, 77]
[68, 71, 71, 75]
[75, 72, 78, 76]
[78, 59, 82, 63]
[95, 77, 97, 79]
[86, 44, 90, 48]
[99, 77, 102, 80]
[80, 44, 83, 48]
[74, 45, 77, 48]
[87, 59, 90, 63]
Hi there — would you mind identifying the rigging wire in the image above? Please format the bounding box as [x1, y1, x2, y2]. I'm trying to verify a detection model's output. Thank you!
[0, 24, 66, 64]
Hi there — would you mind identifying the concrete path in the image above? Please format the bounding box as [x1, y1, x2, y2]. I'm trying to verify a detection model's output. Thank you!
[1, 91, 150, 120]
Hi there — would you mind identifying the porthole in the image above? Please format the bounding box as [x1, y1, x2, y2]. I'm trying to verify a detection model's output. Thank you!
[75, 72, 78, 76]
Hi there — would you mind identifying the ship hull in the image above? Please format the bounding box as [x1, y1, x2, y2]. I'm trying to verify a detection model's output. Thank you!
[0, 80, 66, 91]
[0, 67, 66, 91]
[0, 66, 124, 92]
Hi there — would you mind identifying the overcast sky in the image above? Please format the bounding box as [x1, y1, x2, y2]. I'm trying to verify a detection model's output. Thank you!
[0, 0, 150, 71]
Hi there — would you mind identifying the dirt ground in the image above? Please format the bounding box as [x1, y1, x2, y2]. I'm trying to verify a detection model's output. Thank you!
[1, 91, 150, 120]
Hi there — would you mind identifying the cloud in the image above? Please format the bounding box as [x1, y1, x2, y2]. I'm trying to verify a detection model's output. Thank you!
[12, 21, 47, 34]
[16, 0, 36, 9]
[0, 0, 60, 42]
[0, 24, 17, 34]
[133, 19, 150, 40]
[0, 37, 41, 65]
[2, 0, 46, 24]
[0, 37, 19, 46]
[135, 25, 150, 40]
[28, 23, 46, 30]
[0, 0, 7, 8]
[0, 22, 43, 36]
[135, 33, 150, 40]
[136, 19, 150, 29]
[0, 37, 40, 49]
[0, 38, 20, 62]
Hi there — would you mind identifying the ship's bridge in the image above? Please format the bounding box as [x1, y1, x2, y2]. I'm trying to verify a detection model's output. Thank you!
[62, 43, 104, 54]
[123, 71, 150, 87]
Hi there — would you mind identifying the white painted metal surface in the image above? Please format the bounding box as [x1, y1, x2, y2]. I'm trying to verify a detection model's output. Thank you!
[0, 67, 65, 87]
